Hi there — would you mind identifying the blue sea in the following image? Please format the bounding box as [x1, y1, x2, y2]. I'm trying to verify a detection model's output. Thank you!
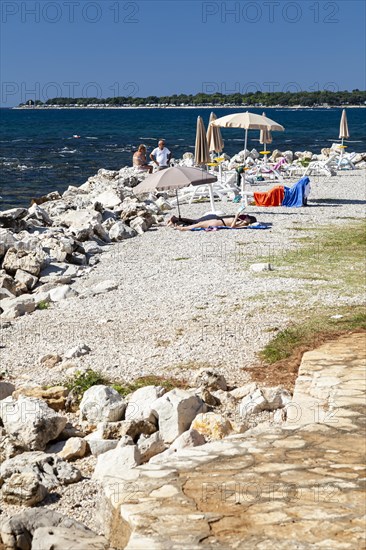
[0, 107, 365, 209]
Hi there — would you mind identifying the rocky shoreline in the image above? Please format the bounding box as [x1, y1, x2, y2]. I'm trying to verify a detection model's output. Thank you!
[1, 147, 365, 549]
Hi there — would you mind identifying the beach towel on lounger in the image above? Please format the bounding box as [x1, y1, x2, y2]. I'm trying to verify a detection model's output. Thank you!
[282, 177, 310, 207]
[253, 176, 310, 208]
[254, 186, 284, 207]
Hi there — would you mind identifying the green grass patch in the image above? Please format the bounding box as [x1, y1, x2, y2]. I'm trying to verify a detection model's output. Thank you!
[64, 369, 186, 401]
[265, 221, 366, 292]
[260, 305, 366, 364]
[65, 369, 107, 402]
[37, 300, 50, 310]
[173, 257, 190, 261]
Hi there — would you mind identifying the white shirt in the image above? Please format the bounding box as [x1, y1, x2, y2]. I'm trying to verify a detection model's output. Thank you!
[152, 146, 171, 166]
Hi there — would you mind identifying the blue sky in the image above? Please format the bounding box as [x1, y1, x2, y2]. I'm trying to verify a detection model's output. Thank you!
[1, 0, 365, 106]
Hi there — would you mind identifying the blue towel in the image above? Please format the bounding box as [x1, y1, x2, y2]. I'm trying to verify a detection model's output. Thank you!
[190, 223, 269, 232]
[282, 176, 310, 208]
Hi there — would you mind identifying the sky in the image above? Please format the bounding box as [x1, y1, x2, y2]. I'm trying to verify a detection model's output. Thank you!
[1, 0, 365, 106]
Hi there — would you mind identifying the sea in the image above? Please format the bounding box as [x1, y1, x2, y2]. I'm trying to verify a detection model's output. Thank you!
[1, 107, 365, 209]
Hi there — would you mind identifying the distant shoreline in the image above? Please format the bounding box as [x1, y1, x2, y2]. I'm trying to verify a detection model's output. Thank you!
[11, 104, 366, 110]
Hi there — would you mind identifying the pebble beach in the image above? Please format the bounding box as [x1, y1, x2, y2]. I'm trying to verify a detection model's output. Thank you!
[1, 170, 365, 388]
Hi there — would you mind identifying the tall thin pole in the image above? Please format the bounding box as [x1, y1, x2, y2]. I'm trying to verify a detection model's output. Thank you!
[241, 129, 248, 194]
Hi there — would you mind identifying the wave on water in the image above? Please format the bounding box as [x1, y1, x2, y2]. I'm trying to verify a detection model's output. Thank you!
[59, 148, 77, 154]
[86, 137, 98, 140]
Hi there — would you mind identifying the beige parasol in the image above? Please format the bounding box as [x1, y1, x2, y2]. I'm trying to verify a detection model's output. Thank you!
[207, 112, 224, 154]
[194, 116, 211, 166]
[133, 165, 217, 217]
[339, 109, 350, 144]
[213, 111, 284, 192]
[259, 111, 273, 150]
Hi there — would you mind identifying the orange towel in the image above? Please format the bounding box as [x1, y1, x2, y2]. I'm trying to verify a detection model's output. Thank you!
[254, 185, 285, 207]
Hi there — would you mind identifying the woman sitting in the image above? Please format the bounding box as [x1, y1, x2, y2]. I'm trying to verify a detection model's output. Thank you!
[133, 144, 153, 173]
[168, 213, 257, 231]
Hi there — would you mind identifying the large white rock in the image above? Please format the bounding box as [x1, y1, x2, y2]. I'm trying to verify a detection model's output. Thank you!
[79, 385, 126, 424]
[49, 284, 78, 302]
[0, 396, 67, 451]
[108, 221, 137, 241]
[151, 389, 206, 444]
[1, 472, 48, 506]
[93, 445, 141, 481]
[191, 412, 232, 440]
[3, 247, 46, 276]
[94, 190, 122, 209]
[58, 437, 87, 460]
[125, 385, 166, 423]
[0, 451, 81, 489]
[14, 268, 38, 290]
[239, 386, 291, 417]
[84, 430, 119, 457]
[0, 294, 36, 319]
[137, 432, 166, 462]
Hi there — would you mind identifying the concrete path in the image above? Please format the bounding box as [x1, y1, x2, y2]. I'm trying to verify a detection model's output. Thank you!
[99, 333, 366, 549]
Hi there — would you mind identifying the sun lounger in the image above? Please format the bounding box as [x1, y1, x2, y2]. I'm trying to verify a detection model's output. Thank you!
[253, 177, 310, 208]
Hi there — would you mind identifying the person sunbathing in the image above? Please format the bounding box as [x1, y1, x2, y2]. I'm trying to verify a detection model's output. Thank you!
[168, 213, 257, 231]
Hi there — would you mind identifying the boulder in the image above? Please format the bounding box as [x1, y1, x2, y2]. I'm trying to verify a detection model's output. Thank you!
[93, 445, 141, 481]
[12, 386, 68, 412]
[0, 509, 108, 550]
[49, 284, 78, 302]
[1, 294, 36, 319]
[84, 431, 119, 457]
[94, 190, 122, 209]
[155, 197, 172, 211]
[58, 437, 87, 460]
[0, 228, 18, 257]
[79, 385, 126, 424]
[191, 412, 232, 440]
[14, 269, 38, 290]
[0, 207, 27, 227]
[194, 369, 227, 391]
[129, 215, 149, 235]
[0, 381, 15, 400]
[98, 419, 157, 441]
[239, 388, 268, 417]
[3, 247, 46, 276]
[0, 273, 18, 296]
[1, 472, 48, 506]
[137, 432, 166, 462]
[26, 204, 52, 226]
[0, 451, 81, 490]
[152, 389, 206, 444]
[239, 386, 292, 418]
[262, 386, 292, 410]
[108, 221, 137, 241]
[0, 396, 67, 451]
[230, 383, 258, 400]
[125, 385, 166, 423]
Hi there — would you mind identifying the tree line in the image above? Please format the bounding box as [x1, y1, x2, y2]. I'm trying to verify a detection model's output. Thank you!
[22, 90, 366, 107]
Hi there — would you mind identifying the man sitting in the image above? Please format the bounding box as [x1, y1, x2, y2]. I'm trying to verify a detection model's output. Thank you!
[150, 139, 172, 171]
